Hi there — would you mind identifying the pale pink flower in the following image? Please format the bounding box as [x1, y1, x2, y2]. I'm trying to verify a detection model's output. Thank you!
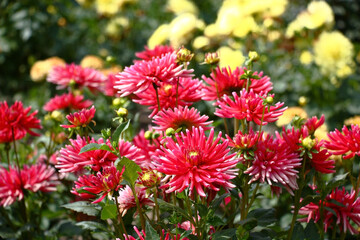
[116, 186, 154, 216]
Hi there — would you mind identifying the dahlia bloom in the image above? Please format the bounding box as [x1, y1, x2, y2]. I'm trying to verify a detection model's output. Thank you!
[299, 188, 360, 234]
[153, 106, 213, 132]
[72, 165, 125, 203]
[61, 106, 96, 128]
[0, 101, 41, 143]
[325, 124, 360, 159]
[116, 186, 154, 216]
[215, 89, 286, 126]
[244, 135, 302, 192]
[153, 127, 239, 197]
[227, 128, 262, 151]
[135, 45, 174, 61]
[103, 74, 120, 97]
[202, 66, 273, 101]
[115, 52, 194, 97]
[0, 166, 23, 207]
[304, 115, 325, 135]
[134, 77, 203, 117]
[47, 63, 106, 92]
[43, 92, 93, 112]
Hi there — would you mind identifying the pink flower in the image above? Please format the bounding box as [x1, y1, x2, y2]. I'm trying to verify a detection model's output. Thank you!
[116, 186, 154, 216]
[134, 77, 203, 117]
[72, 165, 125, 203]
[47, 63, 106, 92]
[153, 127, 239, 197]
[135, 45, 175, 61]
[299, 188, 360, 234]
[227, 128, 262, 151]
[0, 166, 23, 207]
[61, 106, 96, 128]
[153, 106, 213, 132]
[215, 89, 286, 126]
[43, 92, 93, 112]
[304, 115, 325, 135]
[325, 124, 360, 159]
[115, 52, 194, 97]
[0, 101, 41, 143]
[202, 66, 273, 101]
[103, 74, 120, 97]
[244, 135, 302, 193]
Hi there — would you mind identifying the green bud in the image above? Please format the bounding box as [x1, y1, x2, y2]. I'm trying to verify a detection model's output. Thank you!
[165, 128, 175, 137]
[203, 52, 220, 65]
[152, 131, 160, 139]
[144, 130, 153, 140]
[248, 51, 260, 62]
[176, 46, 194, 63]
[116, 107, 128, 118]
[265, 96, 274, 105]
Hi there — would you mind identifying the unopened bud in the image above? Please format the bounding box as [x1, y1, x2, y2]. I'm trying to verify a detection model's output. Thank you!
[139, 169, 161, 188]
[106, 55, 116, 64]
[176, 47, 194, 63]
[69, 79, 77, 88]
[116, 107, 128, 118]
[298, 96, 307, 107]
[165, 128, 175, 137]
[302, 136, 315, 150]
[152, 131, 160, 139]
[144, 130, 153, 140]
[265, 96, 274, 105]
[204, 52, 220, 65]
[248, 51, 260, 62]
[51, 110, 64, 122]
[112, 98, 122, 108]
[101, 128, 112, 139]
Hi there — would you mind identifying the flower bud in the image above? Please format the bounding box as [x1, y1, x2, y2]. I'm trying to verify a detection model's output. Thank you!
[302, 136, 315, 150]
[139, 169, 161, 188]
[165, 127, 175, 137]
[116, 107, 128, 118]
[152, 131, 161, 139]
[248, 51, 260, 62]
[204, 52, 220, 65]
[176, 47, 194, 63]
[265, 96, 274, 105]
[298, 96, 307, 107]
[144, 130, 153, 140]
[112, 98, 122, 108]
[51, 110, 64, 122]
[106, 55, 116, 64]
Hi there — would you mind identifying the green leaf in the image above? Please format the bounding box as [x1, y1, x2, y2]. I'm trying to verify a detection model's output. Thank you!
[79, 143, 111, 154]
[208, 215, 226, 227]
[156, 198, 190, 220]
[101, 203, 118, 220]
[292, 222, 305, 240]
[304, 220, 320, 240]
[116, 157, 142, 187]
[236, 225, 250, 240]
[195, 203, 208, 217]
[112, 120, 131, 144]
[210, 193, 230, 210]
[325, 173, 348, 194]
[299, 195, 321, 208]
[238, 218, 257, 231]
[145, 222, 160, 240]
[212, 228, 237, 240]
[76, 221, 107, 231]
[324, 206, 338, 217]
[247, 208, 276, 227]
[62, 201, 101, 216]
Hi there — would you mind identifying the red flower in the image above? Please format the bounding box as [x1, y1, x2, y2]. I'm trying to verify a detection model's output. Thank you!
[103, 74, 120, 97]
[134, 77, 203, 117]
[325, 124, 360, 159]
[304, 115, 325, 135]
[116, 186, 154, 216]
[61, 106, 96, 128]
[0, 101, 41, 143]
[0, 166, 23, 207]
[153, 106, 213, 132]
[215, 89, 286, 126]
[115, 52, 194, 97]
[43, 92, 93, 112]
[227, 127, 262, 151]
[202, 66, 273, 101]
[47, 63, 106, 92]
[299, 188, 360, 234]
[72, 165, 125, 203]
[135, 45, 175, 61]
[153, 127, 239, 197]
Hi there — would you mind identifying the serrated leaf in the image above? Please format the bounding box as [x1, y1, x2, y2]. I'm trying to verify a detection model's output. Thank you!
[212, 228, 237, 240]
[328, 199, 345, 208]
[76, 221, 107, 231]
[208, 215, 226, 226]
[299, 195, 321, 208]
[79, 143, 111, 154]
[325, 173, 348, 194]
[156, 198, 190, 220]
[112, 120, 131, 144]
[116, 157, 142, 187]
[101, 204, 118, 220]
[62, 201, 101, 216]
[247, 208, 276, 227]
[239, 218, 257, 231]
[196, 203, 208, 217]
[210, 193, 230, 210]
[145, 222, 160, 240]
[180, 230, 193, 239]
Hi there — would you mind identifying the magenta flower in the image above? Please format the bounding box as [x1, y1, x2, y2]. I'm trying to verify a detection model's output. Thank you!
[103, 74, 120, 97]
[299, 188, 360, 234]
[43, 92, 93, 112]
[153, 127, 239, 197]
[304, 115, 325, 135]
[325, 124, 360, 159]
[0, 166, 23, 207]
[72, 165, 125, 203]
[47, 63, 106, 92]
[202, 66, 273, 101]
[134, 77, 203, 117]
[115, 52, 194, 97]
[135, 45, 175, 61]
[116, 186, 154, 216]
[227, 128, 262, 151]
[215, 89, 286, 126]
[244, 135, 302, 193]
[153, 106, 213, 132]
[61, 106, 96, 128]
[0, 101, 41, 143]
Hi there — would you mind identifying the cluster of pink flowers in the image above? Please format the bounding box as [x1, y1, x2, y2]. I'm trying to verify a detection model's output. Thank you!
[43, 92, 93, 112]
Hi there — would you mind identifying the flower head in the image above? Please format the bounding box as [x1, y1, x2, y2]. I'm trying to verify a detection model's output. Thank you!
[61, 106, 96, 128]
[153, 127, 239, 197]
[202, 66, 273, 101]
[276, 107, 308, 127]
[153, 106, 213, 132]
[215, 89, 286, 126]
[135, 45, 175, 61]
[43, 92, 93, 112]
[0, 166, 23, 207]
[227, 128, 261, 151]
[115, 52, 194, 97]
[116, 186, 154, 216]
[0, 101, 41, 143]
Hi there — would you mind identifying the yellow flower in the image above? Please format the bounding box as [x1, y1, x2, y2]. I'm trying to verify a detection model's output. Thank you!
[276, 107, 308, 127]
[105, 17, 129, 38]
[300, 51, 313, 65]
[314, 124, 329, 141]
[95, 0, 122, 16]
[192, 36, 210, 49]
[147, 24, 170, 49]
[344, 116, 360, 126]
[30, 57, 66, 82]
[80, 55, 104, 69]
[217, 46, 245, 70]
[314, 31, 355, 78]
[166, 0, 198, 15]
[100, 65, 122, 76]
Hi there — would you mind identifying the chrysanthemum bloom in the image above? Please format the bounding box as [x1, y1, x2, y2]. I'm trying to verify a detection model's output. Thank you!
[43, 92, 93, 112]
[103, 74, 120, 97]
[115, 52, 194, 97]
[276, 107, 308, 127]
[0, 101, 41, 143]
[138, 169, 161, 188]
[153, 127, 239, 197]
[227, 128, 262, 151]
[325, 124, 360, 159]
[215, 89, 286, 126]
[0, 166, 23, 207]
[116, 186, 154, 216]
[61, 106, 96, 128]
[47, 63, 106, 92]
[72, 165, 125, 203]
[135, 45, 174, 61]
[304, 115, 325, 135]
[30, 57, 66, 82]
[299, 188, 360, 234]
[201, 66, 273, 101]
[244, 135, 302, 193]
[21, 164, 59, 192]
[153, 106, 213, 132]
[134, 77, 203, 117]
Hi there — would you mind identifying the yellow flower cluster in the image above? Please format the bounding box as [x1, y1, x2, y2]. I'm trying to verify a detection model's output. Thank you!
[30, 57, 66, 82]
[76, 0, 137, 16]
[286, 1, 334, 38]
[276, 107, 308, 127]
[344, 116, 360, 126]
[314, 31, 355, 78]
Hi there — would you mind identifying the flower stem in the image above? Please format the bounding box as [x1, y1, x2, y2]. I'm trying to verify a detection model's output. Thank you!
[114, 196, 127, 238]
[11, 127, 21, 172]
[153, 83, 161, 112]
[154, 187, 160, 221]
[5, 143, 10, 167]
[131, 186, 146, 229]
[234, 118, 239, 136]
[245, 182, 260, 214]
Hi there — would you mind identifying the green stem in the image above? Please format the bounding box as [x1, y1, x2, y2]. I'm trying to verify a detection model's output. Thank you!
[153, 83, 161, 112]
[240, 174, 250, 220]
[114, 196, 127, 238]
[354, 174, 360, 197]
[234, 118, 239, 136]
[193, 191, 202, 239]
[154, 187, 160, 222]
[11, 127, 21, 172]
[5, 143, 10, 167]
[257, 106, 266, 143]
[245, 182, 260, 214]
[131, 186, 146, 230]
